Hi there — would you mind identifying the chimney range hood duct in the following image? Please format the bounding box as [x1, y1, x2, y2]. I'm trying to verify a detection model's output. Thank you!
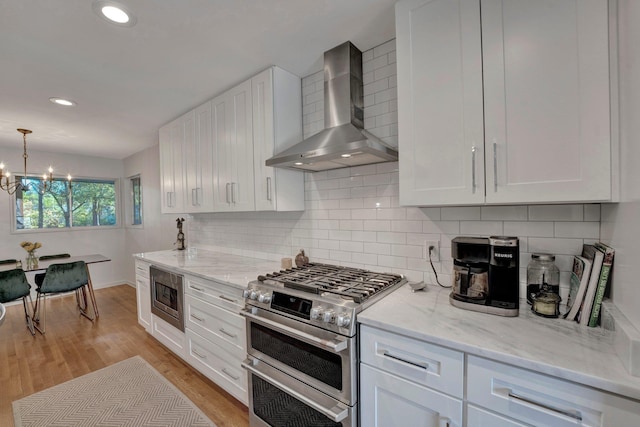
[266, 41, 398, 172]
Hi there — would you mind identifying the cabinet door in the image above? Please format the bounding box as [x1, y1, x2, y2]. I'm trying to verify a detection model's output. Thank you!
[136, 276, 151, 332]
[212, 81, 255, 212]
[482, 0, 611, 204]
[159, 118, 186, 213]
[185, 103, 213, 212]
[360, 364, 462, 427]
[252, 68, 277, 211]
[467, 405, 529, 427]
[396, 0, 485, 206]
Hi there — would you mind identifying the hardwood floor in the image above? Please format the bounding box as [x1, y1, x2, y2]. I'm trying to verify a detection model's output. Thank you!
[0, 285, 249, 427]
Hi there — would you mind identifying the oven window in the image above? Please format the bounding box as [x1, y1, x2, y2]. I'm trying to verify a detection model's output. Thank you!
[251, 323, 342, 390]
[155, 282, 178, 311]
[252, 375, 341, 427]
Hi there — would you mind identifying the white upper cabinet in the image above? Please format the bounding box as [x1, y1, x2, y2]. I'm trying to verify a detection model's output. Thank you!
[212, 80, 255, 212]
[185, 101, 214, 212]
[252, 67, 304, 212]
[159, 113, 189, 213]
[396, 0, 613, 206]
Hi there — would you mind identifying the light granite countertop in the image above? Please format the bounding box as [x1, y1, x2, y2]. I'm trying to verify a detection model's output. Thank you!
[358, 283, 640, 402]
[133, 249, 280, 288]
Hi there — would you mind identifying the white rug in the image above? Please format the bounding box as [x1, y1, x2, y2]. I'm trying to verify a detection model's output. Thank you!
[13, 356, 215, 427]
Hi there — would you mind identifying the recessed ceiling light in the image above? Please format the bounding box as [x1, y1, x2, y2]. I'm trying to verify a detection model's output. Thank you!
[294, 162, 304, 166]
[341, 154, 352, 158]
[92, 1, 137, 27]
[49, 97, 77, 107]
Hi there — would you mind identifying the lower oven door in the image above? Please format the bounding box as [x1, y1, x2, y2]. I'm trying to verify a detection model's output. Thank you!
[241, 306, 356, 405]
[243, 356, 355, 427]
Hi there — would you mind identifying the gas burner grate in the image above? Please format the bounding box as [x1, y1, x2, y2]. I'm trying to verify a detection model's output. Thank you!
[257, 263, 404, 303]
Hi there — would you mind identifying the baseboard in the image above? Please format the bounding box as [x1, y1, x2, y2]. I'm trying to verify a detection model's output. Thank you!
[601, 300, 640, 376]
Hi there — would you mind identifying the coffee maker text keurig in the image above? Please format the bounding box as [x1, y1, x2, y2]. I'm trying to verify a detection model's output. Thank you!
[450, 236, 520, 316]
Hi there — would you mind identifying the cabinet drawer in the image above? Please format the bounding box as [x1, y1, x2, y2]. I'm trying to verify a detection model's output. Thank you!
[186, 329, 248, 405]
[360, 325, 464, 398]
[360, 364, 462, 427]
[135, 260, 150, 279]
[185, 294, 245, 358]
[467, 405, 528, 427]
[184, 274, 243, 311]
[467, 355, 640, 427]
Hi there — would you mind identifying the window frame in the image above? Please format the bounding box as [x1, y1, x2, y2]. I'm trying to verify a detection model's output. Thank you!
[125, 174, 144, 229]
[11, 174, 121, 234]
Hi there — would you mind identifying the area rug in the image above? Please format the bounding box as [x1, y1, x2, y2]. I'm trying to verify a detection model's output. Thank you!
[13, 356, 215, 427]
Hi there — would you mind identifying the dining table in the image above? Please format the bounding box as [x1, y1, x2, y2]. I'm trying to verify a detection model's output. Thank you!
[0, 254, 110, 318]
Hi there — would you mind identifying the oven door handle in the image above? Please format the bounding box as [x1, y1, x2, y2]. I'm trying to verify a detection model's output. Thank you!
[242, 359, 349, 423]
[240, 308, 348, 353]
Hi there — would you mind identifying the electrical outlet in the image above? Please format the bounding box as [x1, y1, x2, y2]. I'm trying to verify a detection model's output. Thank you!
[425, 240, 440, 262]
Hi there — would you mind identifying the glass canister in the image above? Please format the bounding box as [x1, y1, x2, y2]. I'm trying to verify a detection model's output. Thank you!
[526, 253, 560, 304]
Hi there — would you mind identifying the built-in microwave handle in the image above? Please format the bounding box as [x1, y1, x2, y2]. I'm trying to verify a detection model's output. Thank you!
[240, 308, 347, 353]
[242, 358, 348, 423]
[507, 391, 582, 421]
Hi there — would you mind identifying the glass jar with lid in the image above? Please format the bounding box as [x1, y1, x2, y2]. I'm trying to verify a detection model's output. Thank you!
[526, 253, 560, 304]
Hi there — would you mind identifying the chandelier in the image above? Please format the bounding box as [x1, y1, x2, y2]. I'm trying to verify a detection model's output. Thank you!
[0, 128, 72, 195]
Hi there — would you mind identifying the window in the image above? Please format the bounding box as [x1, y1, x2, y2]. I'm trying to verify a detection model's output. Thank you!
[15, 176, 118, 230]
[130, 175, 143, 226]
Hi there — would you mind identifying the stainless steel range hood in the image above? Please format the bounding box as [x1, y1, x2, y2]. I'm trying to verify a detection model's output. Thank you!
[266, 41, 398, 172]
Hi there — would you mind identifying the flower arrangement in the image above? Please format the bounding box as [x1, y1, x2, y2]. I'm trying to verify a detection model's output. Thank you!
[20, 241, 42, 254]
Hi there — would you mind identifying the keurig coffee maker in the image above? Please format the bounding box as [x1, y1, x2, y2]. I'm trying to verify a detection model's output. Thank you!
[450, 236, 520, 316]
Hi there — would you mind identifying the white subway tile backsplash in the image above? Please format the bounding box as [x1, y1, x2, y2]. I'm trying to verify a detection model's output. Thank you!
[504, 221, 554, 237]
[554, 222, 600, 239]
[441, 207, 482, 220]
[481, 205, 528, 221]
[190, 41, 602, 296]
[528, 204, 584, 221]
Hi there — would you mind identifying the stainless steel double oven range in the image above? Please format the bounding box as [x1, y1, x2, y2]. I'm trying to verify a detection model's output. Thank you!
[241, 263, 406, 427]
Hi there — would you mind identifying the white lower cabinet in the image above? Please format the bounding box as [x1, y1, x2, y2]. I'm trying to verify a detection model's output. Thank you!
[467, 355, 640, 427]
[360, 326, 640, 427]
[360, 364, 462, 427]
[134, 260, 151, 332]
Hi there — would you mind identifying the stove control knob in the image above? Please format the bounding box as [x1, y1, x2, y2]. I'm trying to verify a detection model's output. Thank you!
[336, 313, 351, 328]
[249, 290, 259, 300]
[322, 310, 335, 324]
[258, 292, 271, 304]
[310, 307, 323, 320]
[242, 289, 251, 299]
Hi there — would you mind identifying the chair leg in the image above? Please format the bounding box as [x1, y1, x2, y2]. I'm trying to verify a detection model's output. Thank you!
[22, 296, 35, 336]
[86, 268, 99, 318]
[33, 292, 46, 334]
[75, 286, 94, 321]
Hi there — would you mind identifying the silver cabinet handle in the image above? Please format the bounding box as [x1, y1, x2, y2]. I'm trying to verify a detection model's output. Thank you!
[471, 145, 477, 194]
[241, 308, 348, 353]
[225, 182, 231, 204]
[221, 367, 240, 380]
[167, 192, 173, 207]
[508, 391, 582, 421]
[191, 188, 196, 206]
[242, 359, 348, 422]
[493, 139, 498, 192]
[189, 285, 204, 292]
[266, 177, 272, 201]
[380, 350, 429, 370]
[231, 182, 236, 203]
[192, 349, 206, 359]
[190, 313, 204, 322]
[219, 294, 237, 304]
[219, 328, 237, 338]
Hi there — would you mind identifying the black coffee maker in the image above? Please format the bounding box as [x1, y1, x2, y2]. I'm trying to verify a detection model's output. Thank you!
[450, 236, 519, 317]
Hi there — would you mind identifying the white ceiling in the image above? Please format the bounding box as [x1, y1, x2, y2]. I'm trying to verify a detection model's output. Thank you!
[0, 0, 396, 160]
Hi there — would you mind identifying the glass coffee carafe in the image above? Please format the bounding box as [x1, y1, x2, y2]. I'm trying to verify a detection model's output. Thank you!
[526, 253, 560, 305]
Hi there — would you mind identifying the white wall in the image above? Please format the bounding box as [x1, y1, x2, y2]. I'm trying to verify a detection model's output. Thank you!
[122, 144, 177, 283]
[189, 40, 604, 304]
[600, 0, 640, 330]
[0, 147, 126, 289]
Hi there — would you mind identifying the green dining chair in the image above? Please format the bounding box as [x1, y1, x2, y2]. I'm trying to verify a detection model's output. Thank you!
[33, 261, 96, 334]
[0, 268, 35, 335]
